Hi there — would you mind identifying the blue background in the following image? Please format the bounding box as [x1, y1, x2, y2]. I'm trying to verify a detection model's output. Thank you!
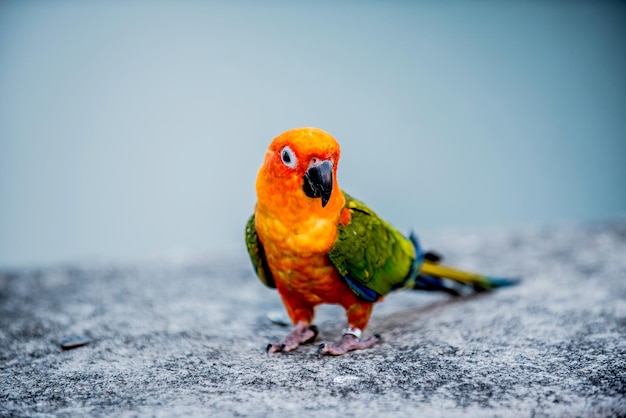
[1, 1, 625, 267]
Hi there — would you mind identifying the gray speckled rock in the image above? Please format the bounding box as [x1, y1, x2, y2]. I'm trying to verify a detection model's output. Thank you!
[1, 221, 625, 417]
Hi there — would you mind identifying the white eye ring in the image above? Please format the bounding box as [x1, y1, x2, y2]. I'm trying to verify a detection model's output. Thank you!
[280, 146, 297, 168]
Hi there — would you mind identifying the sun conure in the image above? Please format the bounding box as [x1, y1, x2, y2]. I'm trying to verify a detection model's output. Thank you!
[246, 127, 518, 356]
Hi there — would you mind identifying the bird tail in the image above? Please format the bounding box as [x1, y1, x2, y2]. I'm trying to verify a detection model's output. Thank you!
[406, 233, 519, 296]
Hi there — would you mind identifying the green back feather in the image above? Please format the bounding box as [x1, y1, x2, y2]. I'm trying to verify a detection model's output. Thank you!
[245, 214, 276, 288]
[329, 192, 416, 297]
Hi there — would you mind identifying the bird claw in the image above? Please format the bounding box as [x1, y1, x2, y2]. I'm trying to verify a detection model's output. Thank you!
[265, 324, 319, 354]
[303, 325, 319, 344]
[266, 343, 282, 354]
[316, 343, 327, 358]
[316, 333, 381, 356]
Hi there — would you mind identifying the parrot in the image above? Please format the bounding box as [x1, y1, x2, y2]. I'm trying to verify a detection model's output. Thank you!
[245, 127, 518, 356]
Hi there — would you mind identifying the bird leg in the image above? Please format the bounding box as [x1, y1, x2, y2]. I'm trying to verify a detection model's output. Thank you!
[266, 322, 319, 353]
[317, 327, 380, 356]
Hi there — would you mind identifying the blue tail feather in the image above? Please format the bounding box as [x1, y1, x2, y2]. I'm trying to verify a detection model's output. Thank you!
[407, 232, 520, 294]
[412, 274, 461, 296]
[475, 276, 521, 291]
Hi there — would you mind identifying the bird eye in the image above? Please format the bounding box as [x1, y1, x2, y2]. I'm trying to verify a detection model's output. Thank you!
[280, 146, 297, 168]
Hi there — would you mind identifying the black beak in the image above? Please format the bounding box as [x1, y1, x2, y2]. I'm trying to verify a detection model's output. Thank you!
[302, 160, 333, 207]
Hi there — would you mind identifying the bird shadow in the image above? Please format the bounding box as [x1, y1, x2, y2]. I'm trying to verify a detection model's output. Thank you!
[260, 290, 497, 343]
[367, 291, 492, 335]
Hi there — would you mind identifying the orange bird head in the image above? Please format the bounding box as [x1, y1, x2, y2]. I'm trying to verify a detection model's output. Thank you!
[256, 127, 344, 219]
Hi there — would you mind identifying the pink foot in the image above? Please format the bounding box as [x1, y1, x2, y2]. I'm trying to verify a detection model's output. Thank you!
[267, 322, 319, 353]
[317, 328, 380, 356]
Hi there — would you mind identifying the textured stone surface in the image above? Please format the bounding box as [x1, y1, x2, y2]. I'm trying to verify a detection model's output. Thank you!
[1, 222, 625, 417]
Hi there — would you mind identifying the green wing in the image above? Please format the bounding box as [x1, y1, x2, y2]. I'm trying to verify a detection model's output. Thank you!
[329, 192, 416, 299]
[245, 214, 276, 288]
